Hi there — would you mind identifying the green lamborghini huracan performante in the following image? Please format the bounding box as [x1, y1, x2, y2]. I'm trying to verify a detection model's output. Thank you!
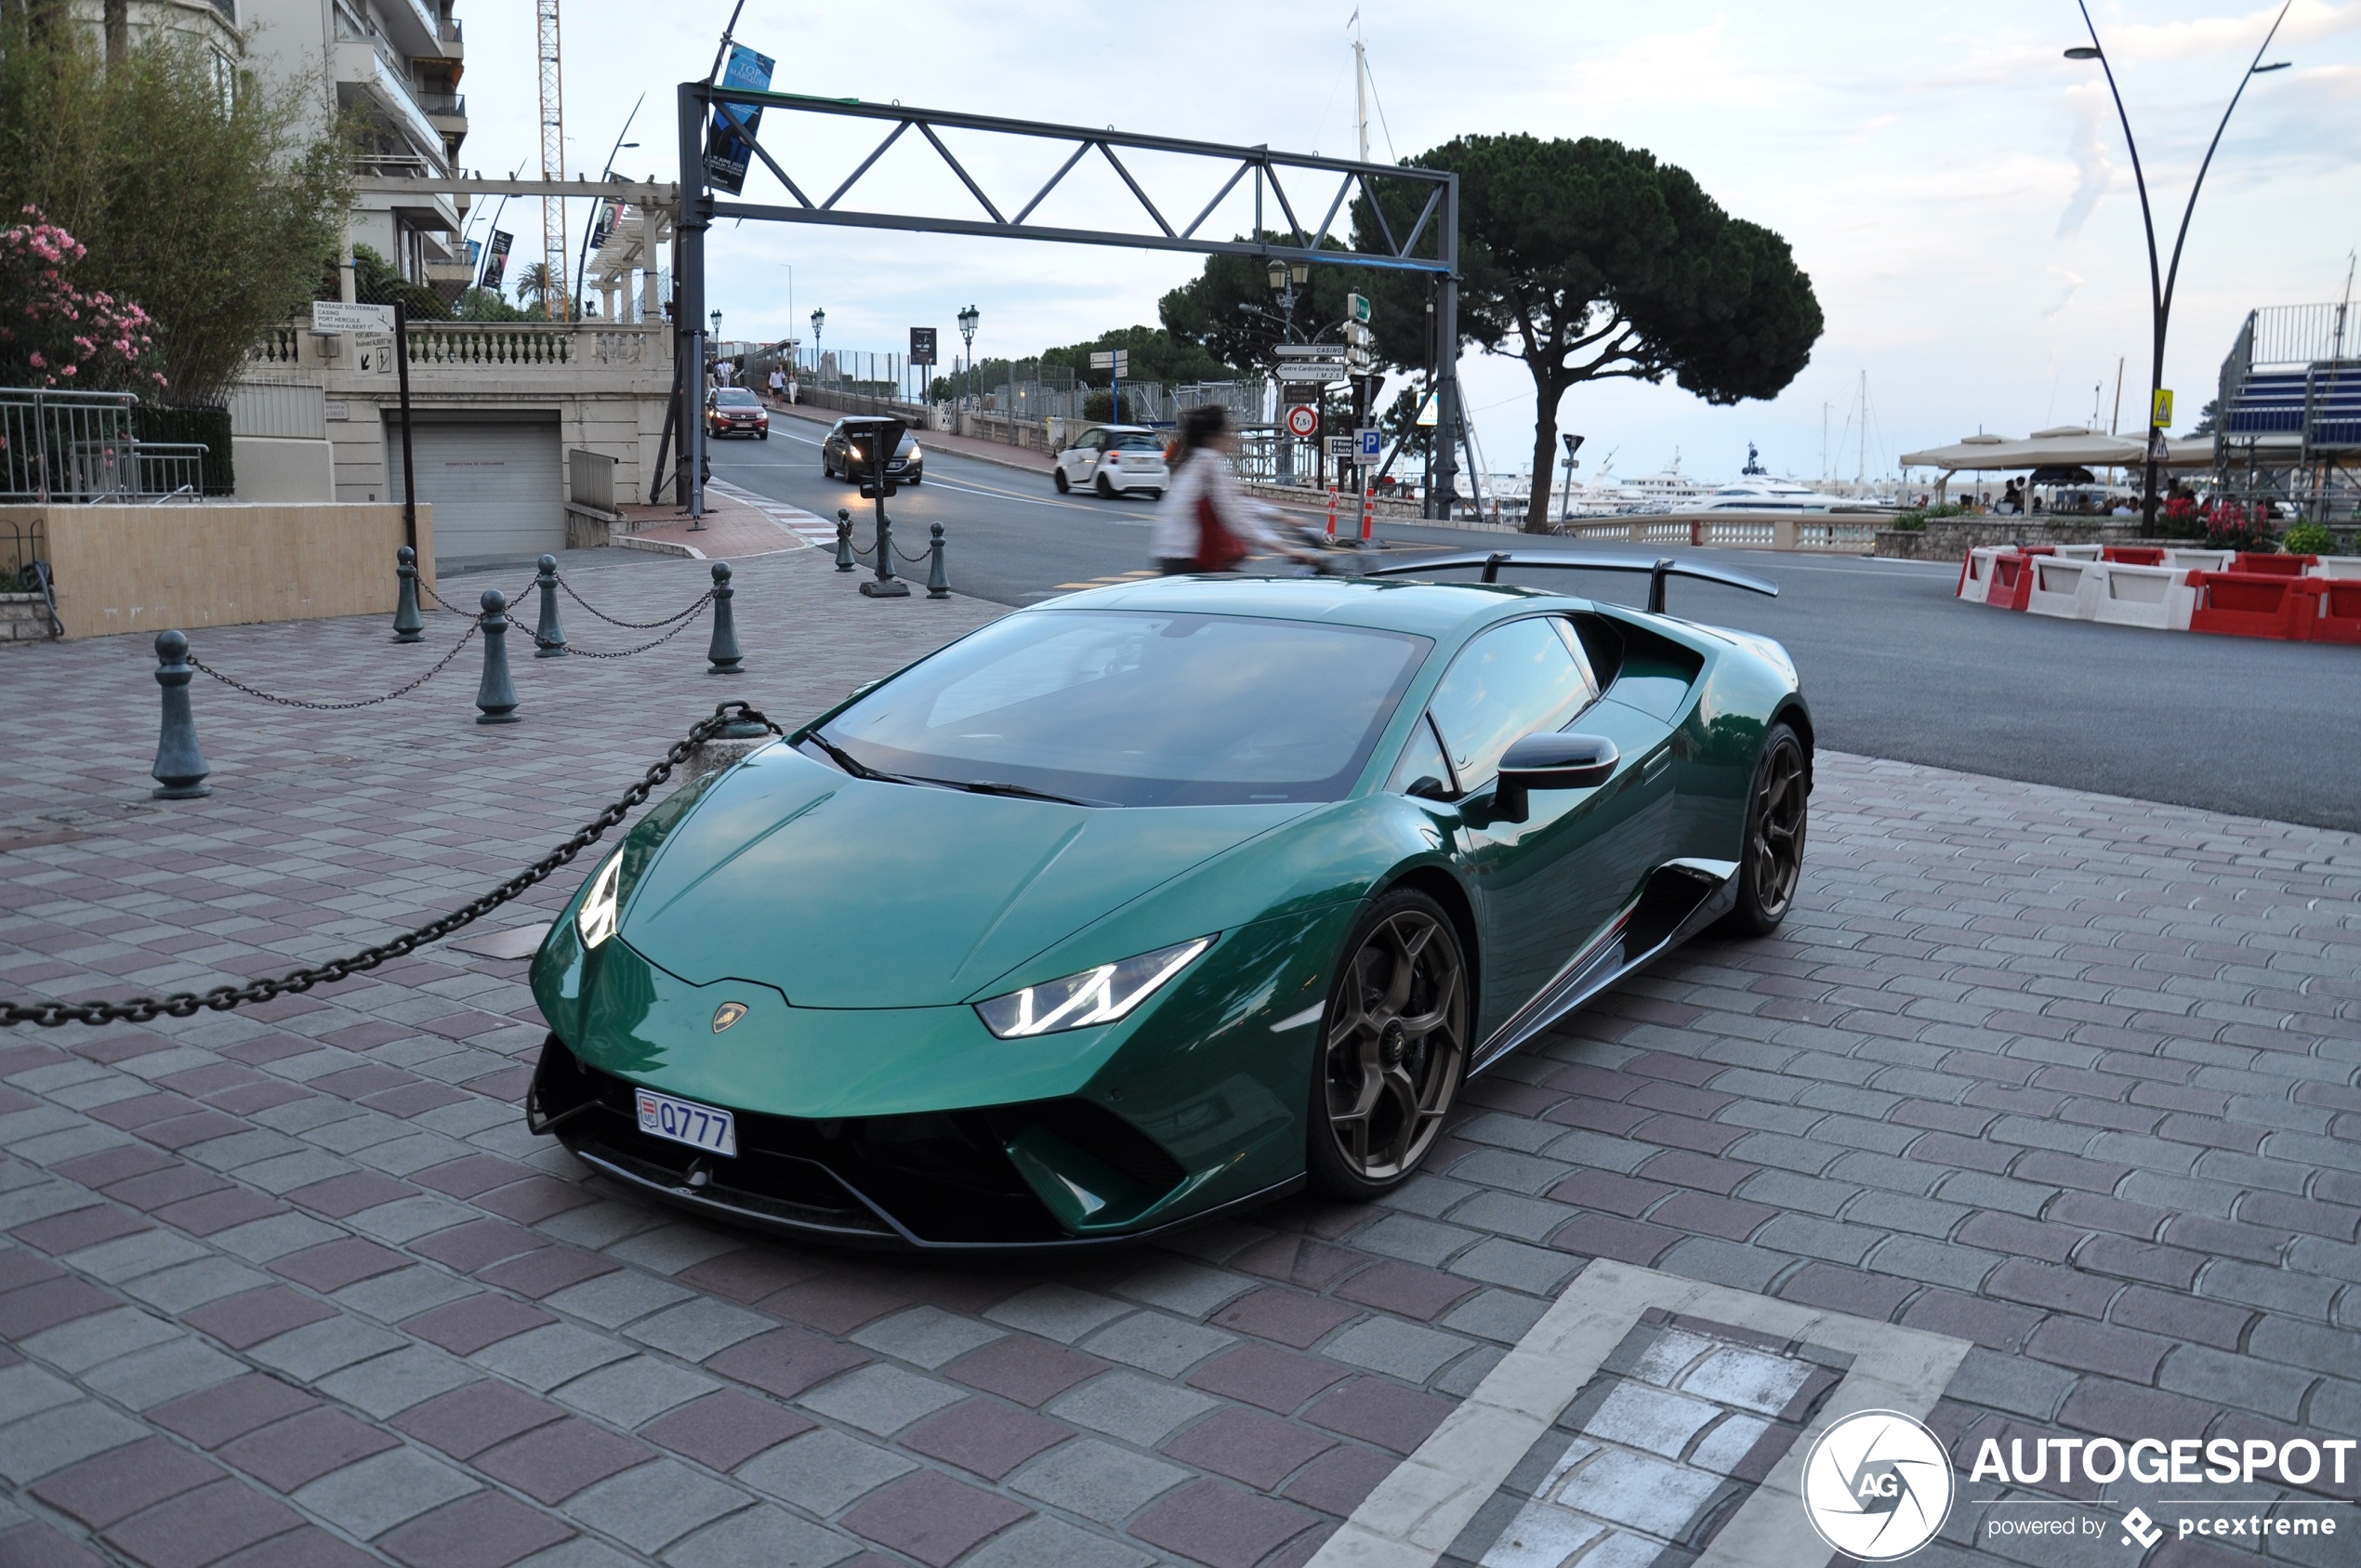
[526, 559, 1812, 1250]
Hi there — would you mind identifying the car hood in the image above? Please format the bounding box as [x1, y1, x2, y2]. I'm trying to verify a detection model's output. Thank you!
[617, 745, 1311, 1008]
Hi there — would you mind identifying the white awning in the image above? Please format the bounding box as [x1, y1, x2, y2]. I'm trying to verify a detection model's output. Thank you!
[1899, 427, 2214, 471]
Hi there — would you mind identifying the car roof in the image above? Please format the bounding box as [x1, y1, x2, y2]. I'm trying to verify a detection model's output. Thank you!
[1034, 574, 1576, 640]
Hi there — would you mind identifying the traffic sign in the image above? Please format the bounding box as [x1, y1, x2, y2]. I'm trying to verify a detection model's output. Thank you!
[1347, 293, 1371, 324]
[1356, 428, 1382, 461]
[1325, 434, 1355, 460]
[1090, 349, 1129, 374]
[1416, 393, 1439, 428]
[1274, 344, 1339, 357]
[1285, 404, 1320, 439]
[2150, 388, 2173, 428]
[353, 332, 397, 375]
[312, 301, 394, 334]
[1274, 362, 1346, 383]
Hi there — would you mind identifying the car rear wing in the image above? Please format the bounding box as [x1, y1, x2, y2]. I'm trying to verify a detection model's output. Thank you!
[1362, 551, 1777, 614]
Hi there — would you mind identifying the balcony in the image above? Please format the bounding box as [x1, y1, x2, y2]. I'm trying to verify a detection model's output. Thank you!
[333, 33, 444, 171]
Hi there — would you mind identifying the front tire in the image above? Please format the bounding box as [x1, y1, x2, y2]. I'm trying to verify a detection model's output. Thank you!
[1306, 889, 1470, 1197]
[1725, 721, 1808, 935]
[1053, 468, 1071, 494]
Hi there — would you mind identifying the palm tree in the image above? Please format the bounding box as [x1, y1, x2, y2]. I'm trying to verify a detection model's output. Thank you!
[514, 261, 568, 321]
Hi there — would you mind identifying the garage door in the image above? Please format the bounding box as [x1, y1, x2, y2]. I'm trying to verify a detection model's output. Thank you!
[387, 415, 563, 562]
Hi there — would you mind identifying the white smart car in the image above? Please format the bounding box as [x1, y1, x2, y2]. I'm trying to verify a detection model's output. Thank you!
[1053, 425, 1168, 499]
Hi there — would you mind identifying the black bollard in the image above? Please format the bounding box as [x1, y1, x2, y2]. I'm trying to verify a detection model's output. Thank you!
[834, 508, 857, 573]
[392, 547, 425, 643]
[927, 523, 950, 600]
[151, 631, 211, 799]
[861, 506, 910, 599]
[474, 590, 520, 724]
[532, 553, 567, 657]
[706, 561, 744, 676]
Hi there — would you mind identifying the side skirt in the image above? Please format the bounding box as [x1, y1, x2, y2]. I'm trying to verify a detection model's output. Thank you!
[1470, 858, 1738, 1074]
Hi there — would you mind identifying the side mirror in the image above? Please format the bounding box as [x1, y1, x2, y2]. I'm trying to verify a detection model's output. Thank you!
[1491, 732, 1617, 823]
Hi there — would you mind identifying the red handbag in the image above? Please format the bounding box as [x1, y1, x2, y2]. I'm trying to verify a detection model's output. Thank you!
[1194, 492, 1246, 573]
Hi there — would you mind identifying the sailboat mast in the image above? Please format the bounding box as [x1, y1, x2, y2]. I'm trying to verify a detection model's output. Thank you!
[1354, 36, 1369, 165]
[1857, 370, 1867, 487]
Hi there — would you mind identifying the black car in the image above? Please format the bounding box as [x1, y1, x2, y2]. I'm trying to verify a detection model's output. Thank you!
[822, 416, 924, 486]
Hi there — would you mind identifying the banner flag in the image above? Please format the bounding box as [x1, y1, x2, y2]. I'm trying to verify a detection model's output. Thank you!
[704, 45, 776, 196]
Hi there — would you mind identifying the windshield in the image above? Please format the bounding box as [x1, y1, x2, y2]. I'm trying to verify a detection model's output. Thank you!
[815, 610, 1430, 807]
[714, 389, 759, 406]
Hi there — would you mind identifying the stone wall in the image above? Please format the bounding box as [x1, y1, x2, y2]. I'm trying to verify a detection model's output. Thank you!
[2, 502, 434, 640]
[1873, 516, 2143, 560]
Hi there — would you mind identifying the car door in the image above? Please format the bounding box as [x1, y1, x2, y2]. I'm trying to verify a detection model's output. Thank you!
[1418, 615, 1672, 1047]
[1072, 430, 1104, 483]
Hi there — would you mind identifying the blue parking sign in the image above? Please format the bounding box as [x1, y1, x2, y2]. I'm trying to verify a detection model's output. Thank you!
[1356, 428, 1382, 461]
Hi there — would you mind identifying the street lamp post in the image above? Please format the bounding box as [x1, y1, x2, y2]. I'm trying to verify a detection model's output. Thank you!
[810, 308, 824, 380]
[1266, 259, 1312, 481]
[709, 310, 724, 381]
[956, 304, 979, 413]
[2066, 0, 2291, 534]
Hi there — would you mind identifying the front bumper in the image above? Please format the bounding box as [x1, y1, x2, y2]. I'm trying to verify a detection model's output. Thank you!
[527, 1034, 1284, 1250]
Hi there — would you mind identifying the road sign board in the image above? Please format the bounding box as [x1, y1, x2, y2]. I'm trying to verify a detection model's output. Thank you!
[1273, 344, 1338, 357]
[1286, 404, 1320, 439]
[2151, 388, 2173, 428]
[909, 326, 937, 366]
[1416, 393, 1439, 428]
[1356, 428, 1382, 461]
[312, 301, 395, 334]
[1325, 435, 1355, 459]
[1274, 362, 1346, 382]
[1089, 349, 1129, 373]
[2146, 428, 2170, 464]
[1347, 293, 1371, 324]
[353, 333, 397, 375]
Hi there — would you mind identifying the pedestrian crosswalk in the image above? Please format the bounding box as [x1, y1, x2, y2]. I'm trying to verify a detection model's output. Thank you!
[706, 478, 840, 548]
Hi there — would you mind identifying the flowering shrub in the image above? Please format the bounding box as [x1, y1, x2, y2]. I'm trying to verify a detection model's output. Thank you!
[2199, 499, 2275, 553]
[0, 209, 168, 394]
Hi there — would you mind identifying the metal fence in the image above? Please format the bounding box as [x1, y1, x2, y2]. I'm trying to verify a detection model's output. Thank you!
[2, 514, 46, 590]
[0, 389, 216, 503]
[569, 449, 617, 514]
[2248, 303, 2359, 369]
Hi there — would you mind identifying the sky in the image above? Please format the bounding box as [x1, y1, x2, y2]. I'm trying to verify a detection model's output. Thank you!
[450, 1, 2361, 489]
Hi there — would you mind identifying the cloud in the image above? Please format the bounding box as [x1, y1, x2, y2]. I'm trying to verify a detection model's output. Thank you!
[2043, 268, 2086, 318]
[2056, 83, 2117, 239]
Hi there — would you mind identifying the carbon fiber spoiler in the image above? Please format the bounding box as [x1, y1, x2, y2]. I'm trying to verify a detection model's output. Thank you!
[1361, 551, 1778, 614]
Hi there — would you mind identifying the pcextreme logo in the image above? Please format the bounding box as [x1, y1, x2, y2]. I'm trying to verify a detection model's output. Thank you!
[1800, 1410, 1956, 1560]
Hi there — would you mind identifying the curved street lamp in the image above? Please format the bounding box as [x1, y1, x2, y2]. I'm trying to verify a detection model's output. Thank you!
[2066, 0, 2292, 531]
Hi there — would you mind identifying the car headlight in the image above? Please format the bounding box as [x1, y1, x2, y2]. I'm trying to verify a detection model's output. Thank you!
[905, 443, 920, 460]
[974, 936, 1214, 1038]
[575, 850, 624, 950]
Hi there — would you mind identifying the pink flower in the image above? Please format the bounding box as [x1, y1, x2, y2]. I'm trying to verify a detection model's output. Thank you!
[58, 363, 74, 376]
[27, 350, 43, 367]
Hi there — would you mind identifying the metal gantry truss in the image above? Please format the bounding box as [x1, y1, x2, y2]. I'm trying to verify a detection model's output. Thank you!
[673, 83, 1463, 518]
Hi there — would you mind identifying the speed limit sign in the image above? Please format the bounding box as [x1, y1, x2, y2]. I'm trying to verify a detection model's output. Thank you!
[1285, 404, 1319, 439]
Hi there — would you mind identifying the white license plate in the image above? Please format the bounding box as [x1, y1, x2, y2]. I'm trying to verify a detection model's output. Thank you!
[635, 1089, 737, 1157]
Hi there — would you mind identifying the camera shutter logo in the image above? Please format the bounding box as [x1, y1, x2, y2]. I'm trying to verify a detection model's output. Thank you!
[1800, 1409, 1955, 1560]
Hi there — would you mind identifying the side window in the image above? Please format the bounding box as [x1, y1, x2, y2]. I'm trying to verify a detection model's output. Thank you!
[1385, 714, 1454, 797]
[1426, 617, 1599, 789]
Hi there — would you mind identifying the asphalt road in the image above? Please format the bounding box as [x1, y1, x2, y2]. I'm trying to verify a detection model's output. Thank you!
[712, 418, 2361, 833]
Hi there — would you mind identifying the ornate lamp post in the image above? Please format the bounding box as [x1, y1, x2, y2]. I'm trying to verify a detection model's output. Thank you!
[956, 304, 979, 410]
[2065, 0, 2291, 533]
[810, 308, 824, 379]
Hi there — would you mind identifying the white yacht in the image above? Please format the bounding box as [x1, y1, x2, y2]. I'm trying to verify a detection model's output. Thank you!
[1689, 445, 1880, 512]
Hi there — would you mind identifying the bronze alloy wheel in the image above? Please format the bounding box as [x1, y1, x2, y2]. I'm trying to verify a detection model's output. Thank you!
[1316, 900, 1468, 1186]
[1741, 726, 1808, 929]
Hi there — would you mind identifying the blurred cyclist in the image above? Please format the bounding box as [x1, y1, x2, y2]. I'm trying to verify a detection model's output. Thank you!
[1153, 405, 1324, 574]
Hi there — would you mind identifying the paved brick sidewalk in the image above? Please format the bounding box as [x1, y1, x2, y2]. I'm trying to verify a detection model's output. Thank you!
[2, 545, 2358, 1568]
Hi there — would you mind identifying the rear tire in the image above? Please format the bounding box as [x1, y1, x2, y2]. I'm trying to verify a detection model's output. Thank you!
[1053, 468, 1071, 494]
[1145, 489, 1164, 502]
[1095, 472, 1116, 498]
[1305, 889, 1471, 1198]
[1724, 721, 1808, 935]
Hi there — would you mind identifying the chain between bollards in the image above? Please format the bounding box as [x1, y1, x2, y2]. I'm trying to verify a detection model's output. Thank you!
[7, 703, 786, 1029]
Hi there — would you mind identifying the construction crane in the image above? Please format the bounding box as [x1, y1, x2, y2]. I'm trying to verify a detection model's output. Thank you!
[535, 0, 568, 322]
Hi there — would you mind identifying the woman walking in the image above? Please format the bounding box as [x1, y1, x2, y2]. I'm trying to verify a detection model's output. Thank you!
[1152, 406, 1324, 574]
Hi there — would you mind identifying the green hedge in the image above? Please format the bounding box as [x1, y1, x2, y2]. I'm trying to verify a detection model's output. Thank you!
[133, 403, 234, 495]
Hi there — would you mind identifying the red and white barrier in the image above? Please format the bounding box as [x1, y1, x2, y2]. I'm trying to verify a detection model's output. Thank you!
[2025, 556, 2099, 619]
[2088, 563, 2198, 631]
